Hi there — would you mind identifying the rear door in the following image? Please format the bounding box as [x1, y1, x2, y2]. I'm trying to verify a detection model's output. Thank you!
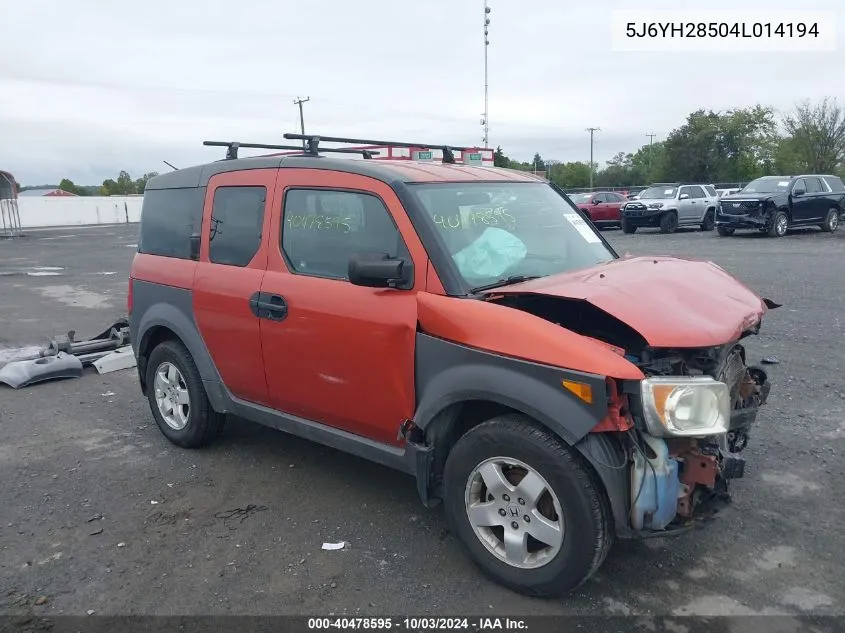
[790, 178, 814, 223]
[192, 169, 276, 406]
[258, 168, 427, 446]
[605, 192, 625, 222]
[804, 177, 827, 221]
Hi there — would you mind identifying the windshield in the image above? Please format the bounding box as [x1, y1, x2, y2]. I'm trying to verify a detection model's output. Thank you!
[741, 177, 792, 194]
[409, 182, 615, 289]
[568, 193, 592, 203]
[638, 186, 677, 199]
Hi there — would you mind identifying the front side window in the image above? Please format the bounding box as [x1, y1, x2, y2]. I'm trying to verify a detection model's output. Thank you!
[281, 189, 410, 281]
[208, 186, 266, 267]
[410, 182, 615, 289]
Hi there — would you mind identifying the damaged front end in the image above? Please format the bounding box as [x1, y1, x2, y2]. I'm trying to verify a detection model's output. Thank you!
[621, 341, 771, 533]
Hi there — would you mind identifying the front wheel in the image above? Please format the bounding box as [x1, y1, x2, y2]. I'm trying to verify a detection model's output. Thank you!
[659, 211, 678, 234]
[768, 211, 788, 238]
[821, 208, 840, 233]
[621, 218, 637, 234]
[700, 209, 715, 231]
[442, 414, 613, 597]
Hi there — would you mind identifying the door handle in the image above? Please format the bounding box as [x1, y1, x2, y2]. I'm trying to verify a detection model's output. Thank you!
[249, 292, 288, 321]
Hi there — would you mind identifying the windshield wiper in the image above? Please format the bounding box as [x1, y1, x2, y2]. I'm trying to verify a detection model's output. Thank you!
[470, 275, 542, 294]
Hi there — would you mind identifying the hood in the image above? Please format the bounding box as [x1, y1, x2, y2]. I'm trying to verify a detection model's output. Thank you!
[721, 192, 778, 202]
[624, 197, 670, 206]
[481, 256, 774, 349]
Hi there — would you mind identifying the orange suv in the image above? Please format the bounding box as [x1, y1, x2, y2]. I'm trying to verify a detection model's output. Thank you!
[128, 133, 775, 597]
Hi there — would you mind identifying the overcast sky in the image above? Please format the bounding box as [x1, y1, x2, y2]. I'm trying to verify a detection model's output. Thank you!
[0, 0, 842, 185]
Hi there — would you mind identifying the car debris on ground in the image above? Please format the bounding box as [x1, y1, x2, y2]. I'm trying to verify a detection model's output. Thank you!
[0, 318, 136, 388]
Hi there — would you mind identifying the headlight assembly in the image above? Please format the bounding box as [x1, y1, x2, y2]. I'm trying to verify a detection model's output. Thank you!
[640, 376, 730, 437]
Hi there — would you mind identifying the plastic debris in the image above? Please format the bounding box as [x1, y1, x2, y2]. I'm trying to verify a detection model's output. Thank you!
[322, 541, 347, 551]
[761, 356, 780, 365]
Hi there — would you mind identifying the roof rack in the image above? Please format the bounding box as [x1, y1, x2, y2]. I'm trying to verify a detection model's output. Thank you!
[283, 133, 473, 164]
[202, 141, 382, 161]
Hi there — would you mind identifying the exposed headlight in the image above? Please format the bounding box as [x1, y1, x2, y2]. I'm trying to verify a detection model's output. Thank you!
[640, 376, 729, 437]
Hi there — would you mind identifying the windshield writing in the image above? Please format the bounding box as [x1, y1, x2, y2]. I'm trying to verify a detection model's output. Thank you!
[410, 183, 615, 287]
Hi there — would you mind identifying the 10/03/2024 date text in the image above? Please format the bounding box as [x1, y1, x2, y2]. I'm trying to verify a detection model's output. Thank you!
[307, 617, 529, 630]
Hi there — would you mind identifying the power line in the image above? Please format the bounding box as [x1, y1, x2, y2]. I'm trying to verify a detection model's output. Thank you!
[586, 127, 600, 189]
[293, 97, 310, 149]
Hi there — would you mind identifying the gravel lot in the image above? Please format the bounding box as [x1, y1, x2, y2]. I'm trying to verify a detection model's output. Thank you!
[1, 223, 844, 619]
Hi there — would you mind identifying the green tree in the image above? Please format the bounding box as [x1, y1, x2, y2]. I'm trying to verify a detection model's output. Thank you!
[58, 178, 80, 195]
[782, 97, 845, 173]
[493, 146, 510, 168]
[134, 171, 159, 193]
[531, 153, 546, 172]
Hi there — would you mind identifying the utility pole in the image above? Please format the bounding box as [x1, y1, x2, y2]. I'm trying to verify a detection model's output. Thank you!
[482, 1, 491, 148]
[646, 132, 656, 174]
[293, 97, 310, 149]
[586, 127, 600, 189]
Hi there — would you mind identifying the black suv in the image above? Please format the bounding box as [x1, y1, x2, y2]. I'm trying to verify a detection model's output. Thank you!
[716, 175, 845, 237]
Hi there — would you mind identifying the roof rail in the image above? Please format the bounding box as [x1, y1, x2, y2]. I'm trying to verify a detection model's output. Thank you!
[283, 133, 473, 164]
[202, 141, 381, 161]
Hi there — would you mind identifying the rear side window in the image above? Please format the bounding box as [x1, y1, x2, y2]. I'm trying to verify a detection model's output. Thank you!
[704, 185, 717, 197]
[138, 187, 204, 259]
[823, 176, 845, 192]
[208, 186, 267, 267]
[281, 188, 410, 281]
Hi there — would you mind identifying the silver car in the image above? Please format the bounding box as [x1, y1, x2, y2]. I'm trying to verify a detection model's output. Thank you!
[620, 183, 720, 234]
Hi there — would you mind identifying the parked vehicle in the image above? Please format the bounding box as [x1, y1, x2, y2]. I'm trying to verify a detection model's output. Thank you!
[620, 183, 720, 234]
[716, 188, 742, 198]
[716, 175, 845, 237]
[567, 191, 626, 228]
[129, 134, 775, 598]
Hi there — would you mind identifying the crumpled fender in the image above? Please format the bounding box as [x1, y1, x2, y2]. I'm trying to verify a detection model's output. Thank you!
[416, 293, 643, 380]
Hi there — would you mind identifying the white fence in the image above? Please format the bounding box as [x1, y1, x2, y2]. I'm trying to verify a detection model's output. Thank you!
[15, 196, 143, 229]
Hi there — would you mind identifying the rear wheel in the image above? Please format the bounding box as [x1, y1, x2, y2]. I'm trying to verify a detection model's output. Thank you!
[442, 414, 613, 597]
[767, 211, 788, 238]
[659, 211, 678, 234]
[621, 218, 637, 234]
[820, 208, 840, 232]
[717, 226, 734, 237]
[700, 209, 715, 231]
[146, 340, 225, 448]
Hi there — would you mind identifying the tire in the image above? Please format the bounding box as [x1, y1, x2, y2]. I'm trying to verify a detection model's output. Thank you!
[767, 211, 788, 238]
[820, 208, 840, 233]
[621, 218, 637, 234]
[700, 209, 715, 231]
[659, 211, 678, 234]
[145, 339, 225, 448]
[442, 414, 613, 597]
[717, 226, 734, 237]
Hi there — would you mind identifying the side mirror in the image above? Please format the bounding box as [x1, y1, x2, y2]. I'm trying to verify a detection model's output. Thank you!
[189, 233, 201, 260]
[679, 193, 690, 200]
[793, 188, 805, 197]
[348, 252, 408, 289]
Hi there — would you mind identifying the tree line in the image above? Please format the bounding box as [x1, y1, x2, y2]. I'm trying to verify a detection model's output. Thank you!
[58, 171, 160, 196]
[494, 97, 845, 189]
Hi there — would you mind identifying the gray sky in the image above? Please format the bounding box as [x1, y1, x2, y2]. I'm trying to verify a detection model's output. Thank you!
[1, 0, 842, 185]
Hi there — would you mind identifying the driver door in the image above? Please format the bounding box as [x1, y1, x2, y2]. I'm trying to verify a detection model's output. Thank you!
[257, 168, 428, 446]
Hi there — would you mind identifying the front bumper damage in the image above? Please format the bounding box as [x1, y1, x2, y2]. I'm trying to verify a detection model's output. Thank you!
[715, 208, 770, 230]
[624, 361, 771, 537]
[621, 208, 665, 227]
